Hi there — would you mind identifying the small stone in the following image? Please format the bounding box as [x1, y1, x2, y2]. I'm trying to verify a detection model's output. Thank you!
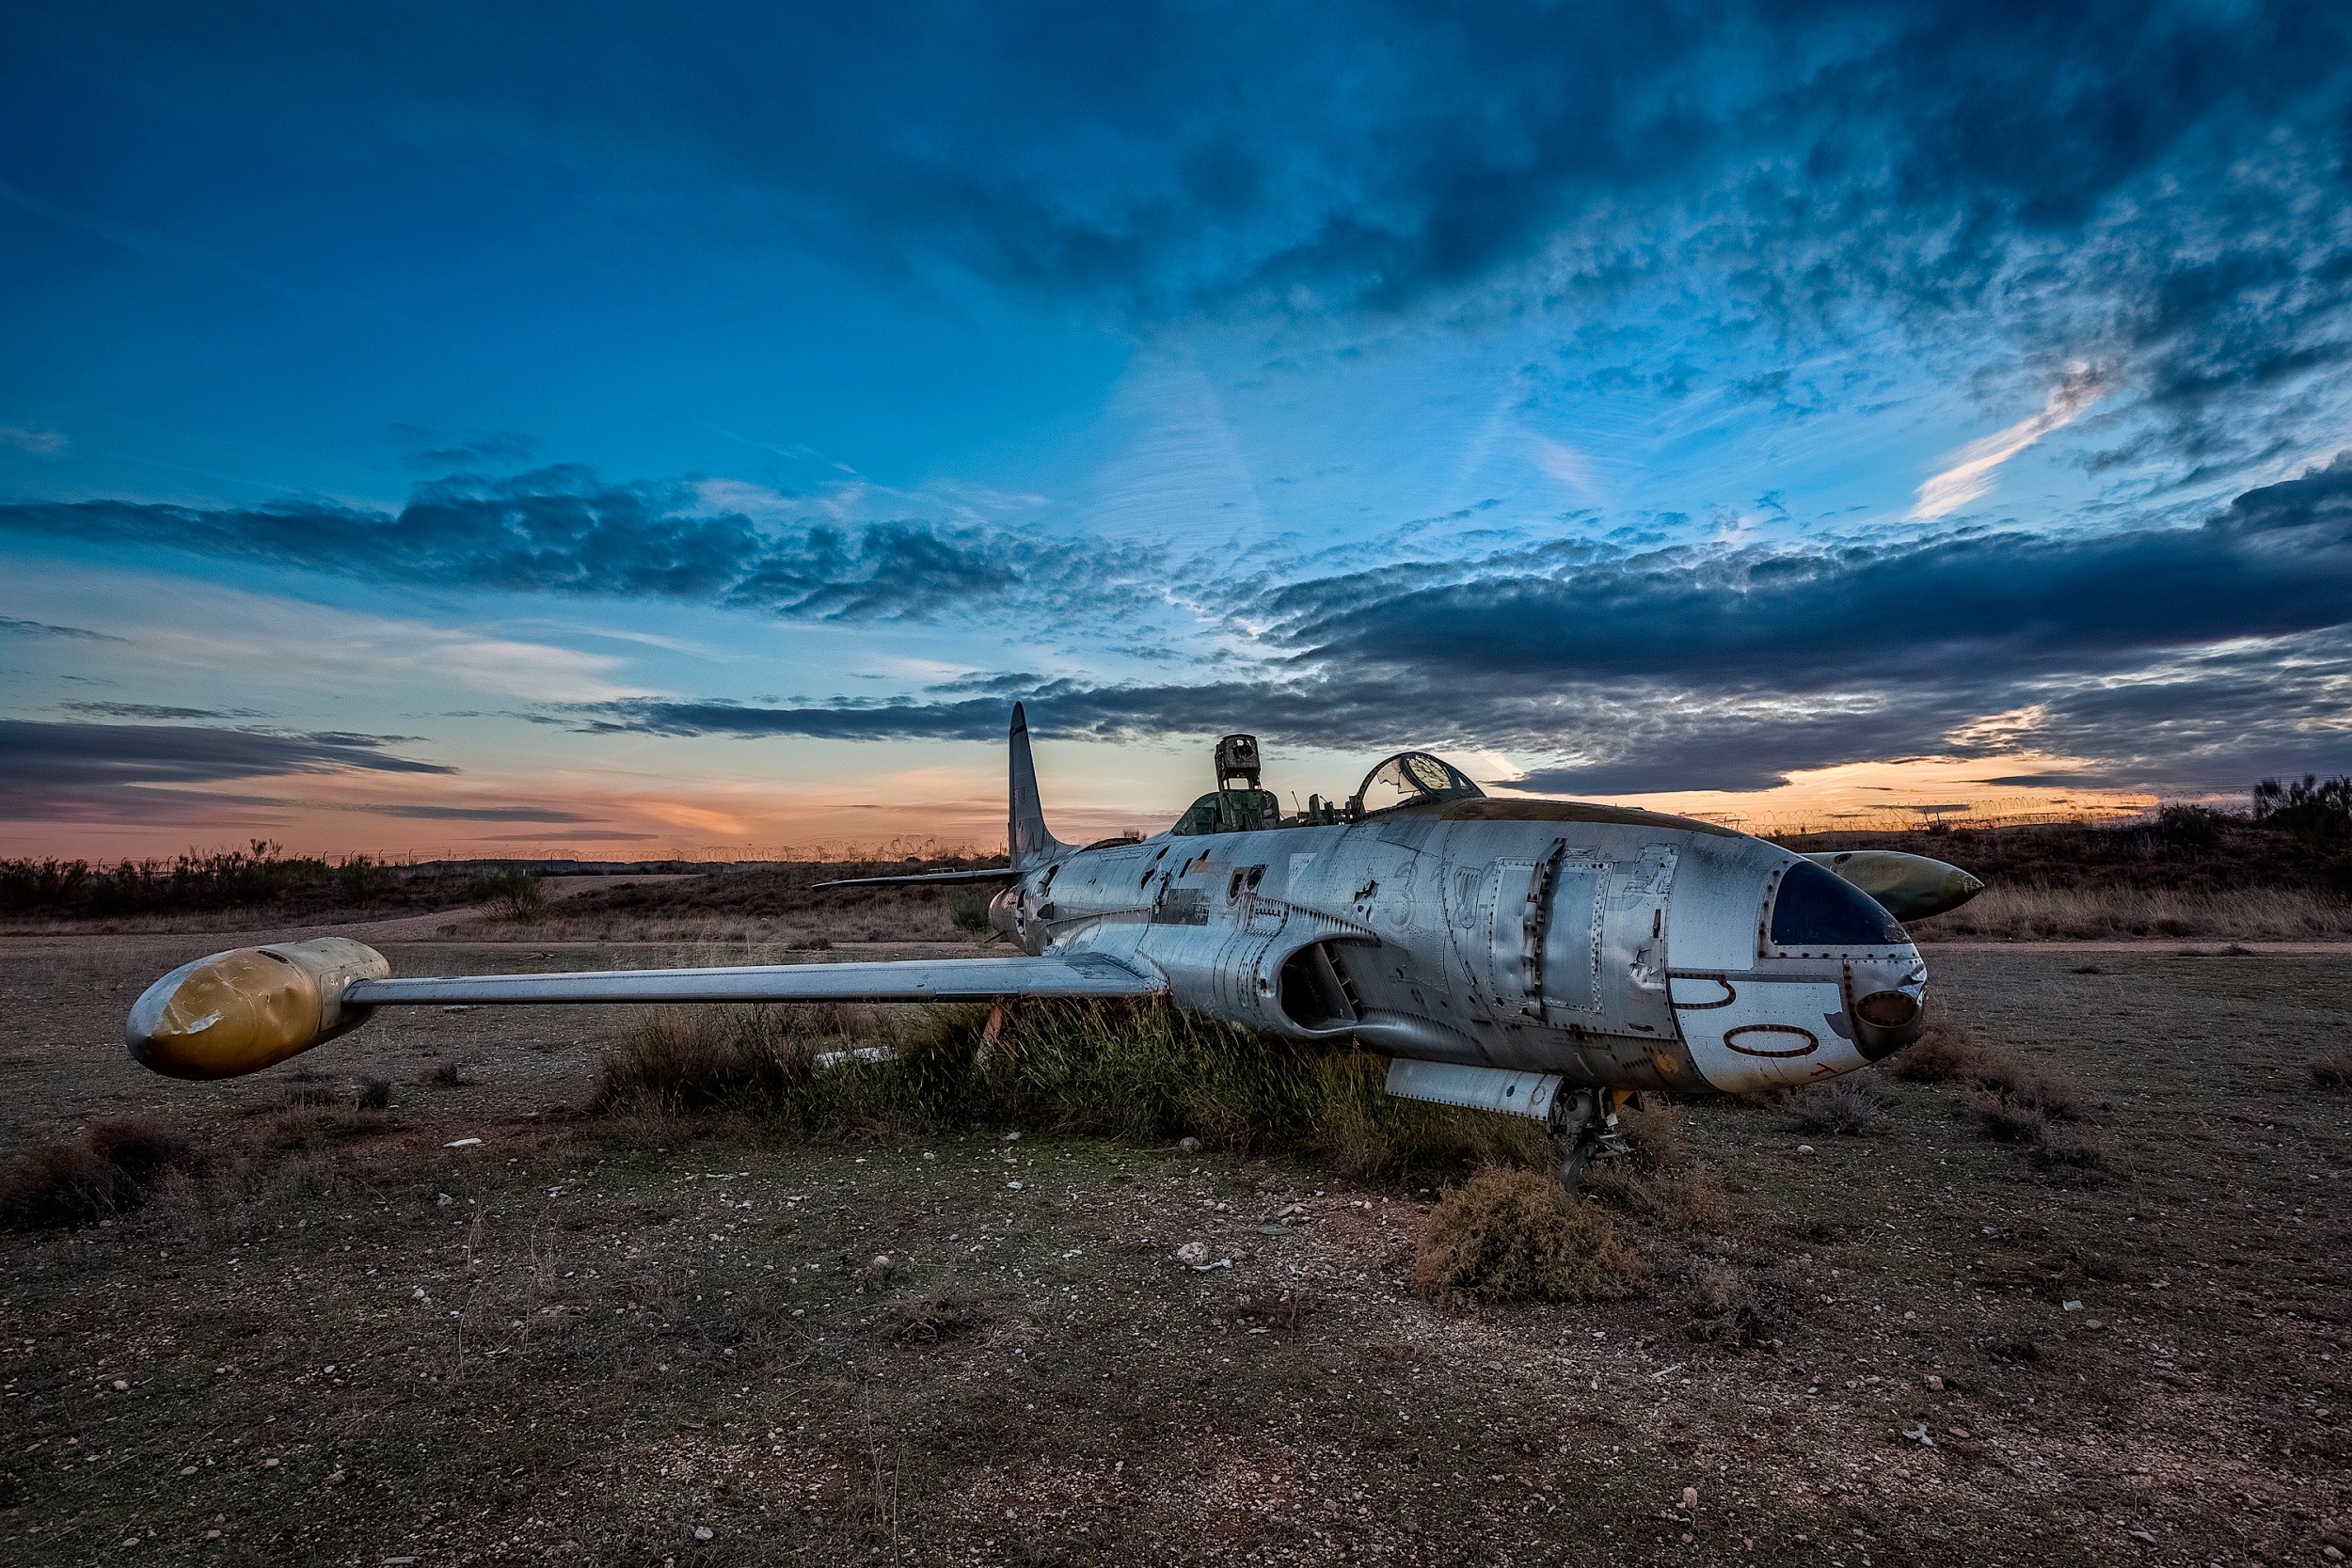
[437, 1193, 453, 1208]
[1175, 1241, 1211, 1267]
[2128, 1528, 2155, 1544]
[2062, 1300, 2084, 1311]
[325, 1469, 346, 1485]
[863, 1255, 895, 1289]
[1679, 1486, 1698, 1509]
[112, 1378, 128, 1390]
[1002, 1131, 1021, 1142]
[1178, 1136, 1201, 1153]
[2322, 1546, 2344, 1562]
[1924, 1374, 1945, 1392]
[1900, 1423, 1931, 1445]
[261, 1457, 279, 1468]
[923, 1151, 937, 1161]
[694, 1526, 714, 1542]
[1796, 1144, 1816, 1156]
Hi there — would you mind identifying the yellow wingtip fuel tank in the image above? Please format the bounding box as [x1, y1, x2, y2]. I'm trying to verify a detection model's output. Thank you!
[125, 937, 389, 1080]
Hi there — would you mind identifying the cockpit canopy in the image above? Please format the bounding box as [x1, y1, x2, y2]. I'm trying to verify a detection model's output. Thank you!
[1168, 742, 1485, 835]
[1349, 751, 1486, 817]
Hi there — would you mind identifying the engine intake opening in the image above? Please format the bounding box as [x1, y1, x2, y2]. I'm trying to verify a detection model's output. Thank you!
[1277, 942, 1360, 1032]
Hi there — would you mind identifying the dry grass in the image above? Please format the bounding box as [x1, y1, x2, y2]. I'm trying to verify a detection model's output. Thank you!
[1894, 1020, 2103, 1169]
[0, 1114, 200, 1228]
[1931, 882, 2352, 941]
[587, 1000, 1552, 1185]
[1789, 1077, 1893, 1135]
[1411, 1164, 1648, 1307]
[2312, 1050, 2352, 1090]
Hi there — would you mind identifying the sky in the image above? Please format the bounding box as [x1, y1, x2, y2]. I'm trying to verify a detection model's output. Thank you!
[5, 1, 2352, 860]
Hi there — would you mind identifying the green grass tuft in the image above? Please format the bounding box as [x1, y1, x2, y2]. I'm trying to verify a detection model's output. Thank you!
[590, 999, 1549, 1182]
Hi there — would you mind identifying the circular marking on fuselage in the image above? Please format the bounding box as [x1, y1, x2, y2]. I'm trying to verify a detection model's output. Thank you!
[1670, 975, 1737, 1010]
[1723, 1023, 1820, 1058]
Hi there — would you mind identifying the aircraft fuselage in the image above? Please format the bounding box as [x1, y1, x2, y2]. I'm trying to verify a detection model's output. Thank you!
[999, 800, 1928, 1098]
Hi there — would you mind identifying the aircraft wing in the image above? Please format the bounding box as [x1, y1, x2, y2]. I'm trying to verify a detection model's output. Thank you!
[127, 942, 1164, 1080]
[812, 867, 1020, 889]
[344, 953, 1159, 1006]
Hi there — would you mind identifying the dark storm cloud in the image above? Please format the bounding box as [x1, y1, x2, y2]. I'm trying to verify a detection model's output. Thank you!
[20, 2, 2351, 461]
[0, 467, 1152, 621]
[0, 719, 455, 823]
[563, 456, 2352, 794]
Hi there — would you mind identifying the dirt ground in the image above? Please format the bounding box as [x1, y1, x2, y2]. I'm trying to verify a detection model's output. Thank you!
[3, 935, 2348, 1566]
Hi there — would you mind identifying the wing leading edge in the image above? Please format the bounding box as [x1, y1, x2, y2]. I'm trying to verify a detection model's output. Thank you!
[342, 953, 1160, 1007]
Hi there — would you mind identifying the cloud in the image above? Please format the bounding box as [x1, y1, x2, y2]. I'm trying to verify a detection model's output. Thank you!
[1908, 367, 2111, 519]
[0, 615, 124, 641]
[60, 700, 263, 720]
[30, 3, 2352, 472]
[557, 453, 2352, 794]
[0, 720, 455, 824]
[0, 466, 1158, 624]
[389, 427, 541, 471]
[353, 802, 596, 822]
[0, 426, 66, 456]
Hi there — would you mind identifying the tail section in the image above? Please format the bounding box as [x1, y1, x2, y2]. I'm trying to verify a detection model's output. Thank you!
[1009, 703, 1069, 869]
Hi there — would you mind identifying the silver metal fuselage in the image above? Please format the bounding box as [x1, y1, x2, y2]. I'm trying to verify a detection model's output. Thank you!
[998, 801, 1928, 1097]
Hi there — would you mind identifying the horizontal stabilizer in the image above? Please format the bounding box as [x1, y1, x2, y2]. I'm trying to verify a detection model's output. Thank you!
[811, 866, 1018, 890]
[344, 953, 1160, 1007]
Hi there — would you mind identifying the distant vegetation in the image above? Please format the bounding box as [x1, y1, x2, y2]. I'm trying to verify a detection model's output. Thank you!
[0, 841, 477, 924]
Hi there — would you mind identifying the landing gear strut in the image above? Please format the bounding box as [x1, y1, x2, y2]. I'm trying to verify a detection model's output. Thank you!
[1550, 1088, 1633, 1191]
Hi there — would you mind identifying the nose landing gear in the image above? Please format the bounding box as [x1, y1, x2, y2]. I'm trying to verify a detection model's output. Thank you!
[1551, 1087, 1635, 1190]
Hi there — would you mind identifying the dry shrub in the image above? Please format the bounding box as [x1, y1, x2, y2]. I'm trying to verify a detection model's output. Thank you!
[1412, 1165, 1648, 1307]
[1790, 1077, 1892, 1136]
[1894, 1022, 2083, 1119]
[1585, 1160, 1733, 1233]
[1890, 1022, 1981, 1082]
[2311, 1051, 2352, 1090]
[425, 1059, 473, 1088]
[355, 1077, 392, 1111]
[1683, 1259, 1788, 1348]
[2028, 1121, 2104, 1169]
[0, 1114, 200, 1229]
[1613, 1099, 1687, 1167]
[886, 1283, 990, 1344]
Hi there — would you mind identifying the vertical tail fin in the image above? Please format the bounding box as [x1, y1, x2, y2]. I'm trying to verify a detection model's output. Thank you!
[1009, 703, 1068, 869]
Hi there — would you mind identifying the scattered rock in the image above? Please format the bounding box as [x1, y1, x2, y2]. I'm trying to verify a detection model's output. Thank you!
[111, 1378, 127, 1390]
[1796, 1144, 1817, 1157]
[694, 1526, 714, 1542]
[1900, 1423, 1931, 1445]
[1175, 1241, 1210, 1267]
[862, 1254, 895, 1289]
[1680, 1486, 1698, 1509]
[2128, 1528, 2155, 1544]
[1924, 1373, 1945, 1392]
[325, 1469, 346, 1486]
[2062, 1300, 2084, 1311]
[1178, 1136, 1201, 1153]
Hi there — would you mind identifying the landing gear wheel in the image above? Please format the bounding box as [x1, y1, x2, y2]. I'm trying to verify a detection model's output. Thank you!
[1556, 1128, 1602, 1190]
[1549, 1087, 1633, 1192]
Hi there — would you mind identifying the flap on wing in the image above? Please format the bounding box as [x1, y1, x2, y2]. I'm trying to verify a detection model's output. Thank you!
[342, 953, 1162, 1006]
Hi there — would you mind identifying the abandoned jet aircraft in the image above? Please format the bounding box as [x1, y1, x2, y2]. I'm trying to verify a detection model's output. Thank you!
[124, 706, 1982, 1176]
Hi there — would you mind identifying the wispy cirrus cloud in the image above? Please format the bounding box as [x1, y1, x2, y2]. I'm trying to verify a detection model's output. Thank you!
[1908, 368, 2111, 519]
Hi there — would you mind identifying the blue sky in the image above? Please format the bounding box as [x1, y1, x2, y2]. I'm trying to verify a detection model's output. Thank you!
[5, 2, 2351, 856]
